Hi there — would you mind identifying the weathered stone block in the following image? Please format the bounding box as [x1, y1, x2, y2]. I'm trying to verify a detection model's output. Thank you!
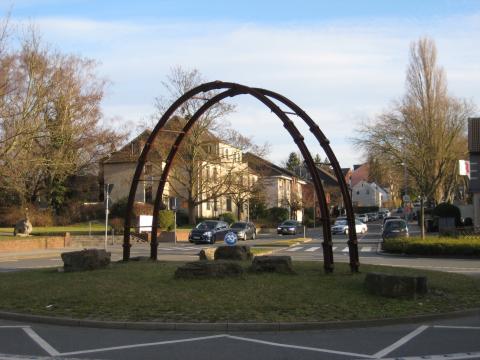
[364, 272, 428, 298]
[174, 260, 244, 279]
[61, 249, 111, 272]
[198, 248, 216, 261]
[214, 245, 252, 261]
[249, 256, 295, 274]
[14, 219, 32, 236]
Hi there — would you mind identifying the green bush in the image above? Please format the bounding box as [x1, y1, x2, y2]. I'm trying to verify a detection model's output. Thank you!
[219, 212, 236, 224]
[382, 236, 480, 256]
[158, 210, 175, 230]
[433, 202, 462, 226]
[267, 207, 289, 224]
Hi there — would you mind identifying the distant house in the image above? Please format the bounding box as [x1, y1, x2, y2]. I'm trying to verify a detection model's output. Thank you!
[351, 163, 369, 187]
[352, 180, 389, 208]
[102, 130, 169, 205]
[244, 153, 307, 221]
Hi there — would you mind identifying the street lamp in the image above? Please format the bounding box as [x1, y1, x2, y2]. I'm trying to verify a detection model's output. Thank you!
[399, 136, 408, 219]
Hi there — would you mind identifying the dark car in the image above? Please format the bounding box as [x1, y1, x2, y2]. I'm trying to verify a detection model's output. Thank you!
[382, 216, 401, 226]
[382, 219, 409, 241]
[188, 220, 230, 244]
[277, 220, 303, 235]
[229, 221, 256, 241]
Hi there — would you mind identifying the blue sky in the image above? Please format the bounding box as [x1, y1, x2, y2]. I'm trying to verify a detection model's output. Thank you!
[3, 0, 480, 167]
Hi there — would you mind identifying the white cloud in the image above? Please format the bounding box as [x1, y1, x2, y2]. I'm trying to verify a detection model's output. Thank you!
[11, 13, 480, 167]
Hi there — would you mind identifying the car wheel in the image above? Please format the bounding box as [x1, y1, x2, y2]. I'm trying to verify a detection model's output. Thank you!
[243, 234, 247, 241]
[251, 232, 256, 240]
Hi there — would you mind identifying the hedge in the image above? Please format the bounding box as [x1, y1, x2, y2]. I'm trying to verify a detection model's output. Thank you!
[382, 236, 480, 256]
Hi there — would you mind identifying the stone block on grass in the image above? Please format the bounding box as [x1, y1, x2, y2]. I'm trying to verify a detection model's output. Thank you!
[61, 249, 111, 272]
[364, 272, 428, 299]
[214, 245, 252, 261]
[249, 256, 295, 274]
[174, 260, 244, 279]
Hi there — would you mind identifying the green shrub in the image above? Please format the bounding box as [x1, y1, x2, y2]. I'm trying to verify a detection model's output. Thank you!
[382, 236, 480, 256]
[267, 207, 289, 224]
[219, 212, 236, 224]
[433, 202, 462, 226]
[158, 210, 175, 230]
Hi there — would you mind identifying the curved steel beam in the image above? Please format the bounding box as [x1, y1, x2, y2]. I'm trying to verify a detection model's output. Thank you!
[257, 88, 359, 272]
[148, 84, 334, 272]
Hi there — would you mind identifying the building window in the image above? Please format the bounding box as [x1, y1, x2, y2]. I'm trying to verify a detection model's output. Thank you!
[206, 166, 210, 181]
[366, 189, 370, 195]
[226, 197, 232, 212]
[213, 167, 217, 182]
[206, 200, 210, 210]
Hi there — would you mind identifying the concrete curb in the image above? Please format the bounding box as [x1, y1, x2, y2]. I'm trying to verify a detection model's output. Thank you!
[1, 308, 479, 332]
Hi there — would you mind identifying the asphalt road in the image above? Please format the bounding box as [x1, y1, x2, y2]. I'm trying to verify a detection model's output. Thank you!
[2, 221, 479, 276]
[1, 315, 480, 359]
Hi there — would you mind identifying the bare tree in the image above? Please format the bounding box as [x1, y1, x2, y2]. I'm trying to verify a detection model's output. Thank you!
[0, 26, 124, 209]
[153, 67, 238, 224]
[355, 37, 475, 238]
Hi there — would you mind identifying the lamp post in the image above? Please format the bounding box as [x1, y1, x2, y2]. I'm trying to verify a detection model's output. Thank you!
[399, 136, 408, 220]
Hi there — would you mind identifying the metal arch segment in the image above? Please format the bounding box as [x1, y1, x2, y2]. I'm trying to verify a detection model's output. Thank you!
[149, 88, 244, 259]
[256, 88, 359, 272]
[148, 83, 334, 272]
[122, 81, 240, 261]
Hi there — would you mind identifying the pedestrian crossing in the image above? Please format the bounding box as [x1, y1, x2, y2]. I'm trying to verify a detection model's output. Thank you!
[285, 245, 377, 253]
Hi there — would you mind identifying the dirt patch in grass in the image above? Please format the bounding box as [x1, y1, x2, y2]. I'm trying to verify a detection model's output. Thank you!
[0, 262, 478, 322]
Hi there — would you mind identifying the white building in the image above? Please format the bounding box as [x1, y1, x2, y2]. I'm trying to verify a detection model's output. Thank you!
[352, 180, 389, 208]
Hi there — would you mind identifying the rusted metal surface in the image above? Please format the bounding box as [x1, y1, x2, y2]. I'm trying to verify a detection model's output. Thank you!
[123, 81, 359, 272]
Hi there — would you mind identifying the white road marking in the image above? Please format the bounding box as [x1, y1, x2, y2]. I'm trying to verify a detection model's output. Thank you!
[305, 247, 321, 252]
[372, 325, 429, 358]
[332, 247, 337, 251]
[341, 247, 349, 252]
[361, 246, 372, 252]
[22, 327, 60, 356]
[433, 325, 480, 330]
[381, 352, 480, 360]
[226, 335, 373, 358]
[60, 334, 226, 356]
[286, 247, 303, 252]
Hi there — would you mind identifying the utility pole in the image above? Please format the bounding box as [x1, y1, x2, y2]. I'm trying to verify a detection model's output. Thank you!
[104, 184, 114, 250]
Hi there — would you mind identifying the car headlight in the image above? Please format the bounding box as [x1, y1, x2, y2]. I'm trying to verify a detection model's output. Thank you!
[277, 227, 282, 230]
[204, 231, 212, 237]
[237, 231, 244, 236]
[288, 227, 295, 231]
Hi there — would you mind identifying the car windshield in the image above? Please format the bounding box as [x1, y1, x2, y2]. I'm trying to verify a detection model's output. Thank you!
[230, 223, 247, 229]
[334, 220, 347, 225]
[282, 221, 297, 226]
[195, 221, 217, 230]
[385, 221, 406, 230]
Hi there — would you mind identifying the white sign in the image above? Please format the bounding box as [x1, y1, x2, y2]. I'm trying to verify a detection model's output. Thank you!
[459, 160, 471, 178]
[402, 195, 410, 202]
[139, 215, 153, 233]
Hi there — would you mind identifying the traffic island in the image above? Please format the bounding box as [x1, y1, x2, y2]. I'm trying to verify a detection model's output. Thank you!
[0, 262, 479, 324]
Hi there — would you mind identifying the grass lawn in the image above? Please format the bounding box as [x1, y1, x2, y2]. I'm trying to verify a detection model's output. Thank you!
[0, 261, 478, 322]
[0, 223, 110, 239]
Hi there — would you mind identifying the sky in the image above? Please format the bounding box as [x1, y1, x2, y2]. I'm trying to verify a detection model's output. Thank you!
[2, 0, 480, 168]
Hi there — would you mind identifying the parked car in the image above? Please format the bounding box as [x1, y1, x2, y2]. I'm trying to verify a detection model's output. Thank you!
[188, 220, 230, 244]
[382, 219, 409, 240]
[357, 214, 368, 223]
[331, 219, 368, 234]
[277, 220, 303, 235]
[382, 215, 401, 227]
[229, 221, 256, 240]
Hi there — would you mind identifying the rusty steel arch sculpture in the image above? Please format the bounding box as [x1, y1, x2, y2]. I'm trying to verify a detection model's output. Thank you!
[122, 81, 359, 273]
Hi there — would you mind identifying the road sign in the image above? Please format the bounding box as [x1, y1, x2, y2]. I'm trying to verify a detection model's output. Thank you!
[402, 195, 410, 202]
[224, 231, 237, 246]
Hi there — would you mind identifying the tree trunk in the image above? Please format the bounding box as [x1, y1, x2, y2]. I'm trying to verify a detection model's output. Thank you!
[188, 201, 196, 225]
[420, 197, 425, 239]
